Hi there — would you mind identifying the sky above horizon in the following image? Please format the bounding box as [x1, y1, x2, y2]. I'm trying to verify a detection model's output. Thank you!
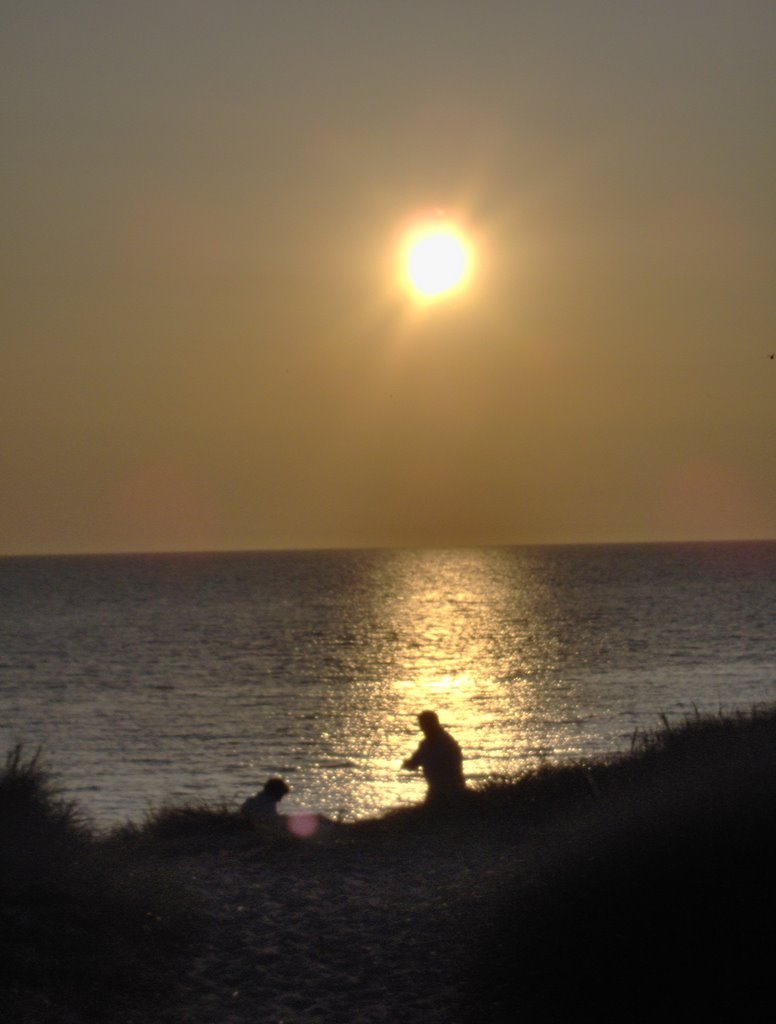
[3, 1, 775, 555]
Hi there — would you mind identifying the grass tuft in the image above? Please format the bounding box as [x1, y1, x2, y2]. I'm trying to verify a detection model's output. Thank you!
[0, 746, 200, 1023]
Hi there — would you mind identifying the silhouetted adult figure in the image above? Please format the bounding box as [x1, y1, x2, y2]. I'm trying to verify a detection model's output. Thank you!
[240, 776, 289, 818]
[402, 710, 465, 802]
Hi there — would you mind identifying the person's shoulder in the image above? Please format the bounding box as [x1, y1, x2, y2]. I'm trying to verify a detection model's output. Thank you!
[443, 731, 462, 753]
[242, 792, 274, 813]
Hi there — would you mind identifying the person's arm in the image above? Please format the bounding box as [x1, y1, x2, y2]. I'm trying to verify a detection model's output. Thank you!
[402, 743, 423, 770]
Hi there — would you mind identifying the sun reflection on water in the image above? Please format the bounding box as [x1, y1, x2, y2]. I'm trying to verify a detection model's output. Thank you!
[334, 548, 578, 817]
[236, 546, 626, 824]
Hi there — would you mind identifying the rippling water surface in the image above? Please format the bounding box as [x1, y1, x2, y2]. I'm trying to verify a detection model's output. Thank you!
[2, 542, 775, 826]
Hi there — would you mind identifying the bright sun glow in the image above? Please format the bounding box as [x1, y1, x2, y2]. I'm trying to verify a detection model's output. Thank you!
[403, 220, 472, 301]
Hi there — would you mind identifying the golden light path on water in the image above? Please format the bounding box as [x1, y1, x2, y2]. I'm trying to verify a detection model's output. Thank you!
[305, 548, 589, 820]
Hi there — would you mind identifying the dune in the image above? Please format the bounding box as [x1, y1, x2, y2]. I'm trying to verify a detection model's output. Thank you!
[4, 706, 776, 1022]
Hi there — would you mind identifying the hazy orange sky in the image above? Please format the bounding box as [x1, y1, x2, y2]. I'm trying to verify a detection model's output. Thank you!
[3, 2, 775, 555]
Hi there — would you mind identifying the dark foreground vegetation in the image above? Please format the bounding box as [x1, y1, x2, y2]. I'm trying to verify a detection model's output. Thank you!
[3, 705, 776, 1022]
[463, 707, 776, 1022]
[0, 747, 200, 1023]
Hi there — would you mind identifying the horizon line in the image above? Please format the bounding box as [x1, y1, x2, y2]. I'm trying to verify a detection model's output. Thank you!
[3, 536, 775, 560]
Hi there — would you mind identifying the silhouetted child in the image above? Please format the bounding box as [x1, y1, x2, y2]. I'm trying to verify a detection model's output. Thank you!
[241, 776, 289, 819]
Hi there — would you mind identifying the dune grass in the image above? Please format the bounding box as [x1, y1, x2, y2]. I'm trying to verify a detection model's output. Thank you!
[0, 746, 200, 1023]
[113, 799, 255, 853]
[463, 705, 776, 1022]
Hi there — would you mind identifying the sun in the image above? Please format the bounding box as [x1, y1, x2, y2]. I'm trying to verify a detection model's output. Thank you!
[402, 219, 472, 301]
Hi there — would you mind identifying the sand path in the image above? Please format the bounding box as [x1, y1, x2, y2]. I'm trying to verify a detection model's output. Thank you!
[163, 822, 521, 1024]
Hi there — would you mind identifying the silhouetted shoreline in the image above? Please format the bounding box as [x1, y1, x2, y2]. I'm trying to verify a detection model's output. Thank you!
[4, 705, 776, 1022]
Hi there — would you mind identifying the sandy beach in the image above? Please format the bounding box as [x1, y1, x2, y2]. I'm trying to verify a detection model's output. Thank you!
[161, 815, 516, 1024]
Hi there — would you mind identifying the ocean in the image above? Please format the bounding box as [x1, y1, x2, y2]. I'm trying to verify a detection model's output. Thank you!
[1, 542, 775, 828]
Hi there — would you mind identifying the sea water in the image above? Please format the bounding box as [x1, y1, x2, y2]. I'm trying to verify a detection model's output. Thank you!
[1, 542, 775, 827]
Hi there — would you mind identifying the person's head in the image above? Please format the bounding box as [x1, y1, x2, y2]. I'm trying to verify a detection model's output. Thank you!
[263, 777, 290, 802]
[418, 710, 441, 737]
